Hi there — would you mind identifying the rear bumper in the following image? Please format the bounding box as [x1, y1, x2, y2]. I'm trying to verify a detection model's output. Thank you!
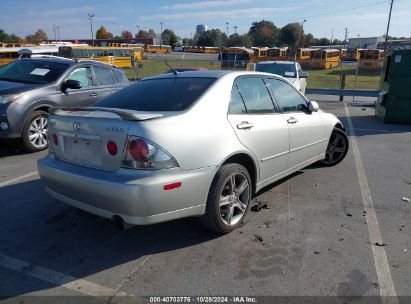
[37, 154, 217, 225]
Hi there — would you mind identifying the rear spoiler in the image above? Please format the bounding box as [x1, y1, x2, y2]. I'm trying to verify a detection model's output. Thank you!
[49, 107, 163, 121]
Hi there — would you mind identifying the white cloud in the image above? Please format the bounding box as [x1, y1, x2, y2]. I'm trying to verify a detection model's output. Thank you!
[141, 7, 293, 21]
[26, 6, 94, 17]
[161, 0, 251, 10]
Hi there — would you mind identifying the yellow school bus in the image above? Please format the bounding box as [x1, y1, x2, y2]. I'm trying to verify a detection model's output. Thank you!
[251, 47, 268, 61]
[0, 48, 21, 66]
[286, 48, 318, 61]
[340, 48, 348, 60]
[58, 46, 144, 67]
[219, 47, 255, 70]
[204, 46, 220, 53]
[347, 48, 362, 61]
[358, 49, 384, 70]
[309, 49, 340, 69]
[146, 45, 171, 53]
[266, 47, 288, 60]
[0, 42, 23, 48]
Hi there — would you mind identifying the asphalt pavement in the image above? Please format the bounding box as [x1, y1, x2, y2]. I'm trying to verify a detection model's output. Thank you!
[0, 98, 410, 304]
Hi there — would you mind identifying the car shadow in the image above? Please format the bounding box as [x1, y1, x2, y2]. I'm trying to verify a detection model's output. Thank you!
[0, 139, 27, 158]
[0, 179, 221, 298]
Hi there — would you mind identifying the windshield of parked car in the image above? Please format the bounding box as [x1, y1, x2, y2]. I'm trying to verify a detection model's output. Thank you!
[0, 60, 70, 84]
[255, 63, 296, 78]
[95, 77, 217, 111]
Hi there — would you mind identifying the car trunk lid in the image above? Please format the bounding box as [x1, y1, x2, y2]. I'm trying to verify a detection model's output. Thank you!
[48, 107, 163, 172]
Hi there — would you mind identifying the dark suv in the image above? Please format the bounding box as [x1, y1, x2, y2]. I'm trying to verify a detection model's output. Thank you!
[0, 57, 130, 151]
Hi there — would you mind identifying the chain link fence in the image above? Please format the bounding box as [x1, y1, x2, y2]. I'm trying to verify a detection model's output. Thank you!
[123, 55, 383, 90]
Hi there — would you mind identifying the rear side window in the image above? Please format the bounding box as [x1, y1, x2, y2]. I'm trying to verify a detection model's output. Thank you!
[232, 77, 275, 114]
[113, 69, 125, 83]
[95, 77, 216, 111]
[94, 66, 115, 86]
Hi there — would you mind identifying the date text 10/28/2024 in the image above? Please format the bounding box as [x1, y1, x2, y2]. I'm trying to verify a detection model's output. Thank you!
[149, 296, 257, 303]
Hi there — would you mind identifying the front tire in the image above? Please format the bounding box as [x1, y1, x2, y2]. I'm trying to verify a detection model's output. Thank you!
[320, 127, 349, 166]
[22, 110, 49, 152]
[200, 164, 252, 234]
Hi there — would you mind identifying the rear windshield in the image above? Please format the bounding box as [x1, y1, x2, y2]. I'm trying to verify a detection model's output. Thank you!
[255, 63, 296, 78]
[94, 77, 216, 111]
[0, 60, 69, 84]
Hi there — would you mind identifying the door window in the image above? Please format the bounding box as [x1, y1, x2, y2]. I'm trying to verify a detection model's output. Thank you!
[266, 78, 307, 112]
[94, 66, 115, 86]
[229, 77, 275, 114]
[67, 67, 92, 88]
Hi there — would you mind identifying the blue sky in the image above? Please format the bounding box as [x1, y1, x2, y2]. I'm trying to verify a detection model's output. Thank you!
[1, 0, 410, 40]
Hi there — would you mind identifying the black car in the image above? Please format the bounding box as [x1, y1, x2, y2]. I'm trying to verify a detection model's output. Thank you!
[0, 57, 130, 151]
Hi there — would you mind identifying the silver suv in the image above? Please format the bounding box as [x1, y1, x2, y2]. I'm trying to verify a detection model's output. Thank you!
[0, 57, 130, 152]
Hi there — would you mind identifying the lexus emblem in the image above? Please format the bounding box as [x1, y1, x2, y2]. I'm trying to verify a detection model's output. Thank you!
[73, 121, 81, 132]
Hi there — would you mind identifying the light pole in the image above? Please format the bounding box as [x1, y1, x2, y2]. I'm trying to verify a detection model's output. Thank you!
[53, 24, 57, 43]
[233, 25, 238, 46]
[160, 21, 163, 48]
[226, 22, 229, 37]
[56, 25, 60, 42]
[301, 19, 306, 47]
[88, 13, 95, 46]
[136, 25, 140, 38]
[384, 0, 394, 52]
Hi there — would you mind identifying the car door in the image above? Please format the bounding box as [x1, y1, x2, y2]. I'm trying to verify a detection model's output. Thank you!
[59, 65, 98, 107]
[91, 65, 118, 101]
[265, 77, 325, 171]
[227, 76, 290, 184]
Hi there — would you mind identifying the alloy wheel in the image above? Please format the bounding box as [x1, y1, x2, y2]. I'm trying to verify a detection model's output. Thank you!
[28, 116, 48, 149]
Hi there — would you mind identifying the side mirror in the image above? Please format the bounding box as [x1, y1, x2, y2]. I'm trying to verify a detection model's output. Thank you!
[61, 79, 82, 92]
[308, 101, 319, 112]
[299, 71, 308, 78]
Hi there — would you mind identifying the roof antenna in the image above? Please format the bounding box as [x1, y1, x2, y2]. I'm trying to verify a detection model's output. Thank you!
[159, 55, 178, 75]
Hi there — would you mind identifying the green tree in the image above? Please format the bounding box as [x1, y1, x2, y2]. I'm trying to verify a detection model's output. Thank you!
[135, 30, 148, 39]
[26, 29, 48, 44]
[121, 30, 133, 39]
[96, 26, 113, 39]
[148, 29, 156, 39]
[317, 37, 331, 45]
[161, 29, 178, 47]
[227, 33, 252, 48]
[0, 28, 9, 41]
[196, 29, 226, 48]
[248, 20, 278, 47]
[279, 23, 303, 48]
[302, 33, 315, 47]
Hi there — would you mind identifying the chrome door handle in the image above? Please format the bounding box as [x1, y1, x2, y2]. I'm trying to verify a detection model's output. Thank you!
[89, 92, 97, 97]
[287, 117, 298, 124]
[236, 121, 254, 130]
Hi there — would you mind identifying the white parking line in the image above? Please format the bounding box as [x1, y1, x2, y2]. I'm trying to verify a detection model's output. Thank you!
[0, 171, 38, 188]
[0, 253, 134, 297]
[344, 104, 398, 303]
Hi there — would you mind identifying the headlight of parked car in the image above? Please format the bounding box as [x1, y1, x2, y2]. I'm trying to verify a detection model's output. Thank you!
[0, 94, 23, 104]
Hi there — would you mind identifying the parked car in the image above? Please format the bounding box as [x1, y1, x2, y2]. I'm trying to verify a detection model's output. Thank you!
[0, 57, 130, 152]
[164, 67, 208, 73]
[254, 61, 308, 94]
[38, 70, 348, 233]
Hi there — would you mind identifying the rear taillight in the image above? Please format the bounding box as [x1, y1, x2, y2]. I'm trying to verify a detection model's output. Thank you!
[52, 133, 58, 145]
[122, 136, 178, 170]
[106, 141, 118, 156]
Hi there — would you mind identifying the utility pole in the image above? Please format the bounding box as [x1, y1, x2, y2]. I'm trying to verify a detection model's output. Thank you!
[226, 22, 229, 37]
[301, 19, 306, 47]
[344, 27, 348, 46]
[384, 0, 394, 52]
[53, 24, 57, 43]
[160, 21, 163, 47]
[56, 25, 60, 42]
[88, 13, 95, 46]
[136, 25, 140, 39]
[233, 25, 237, 35]
[331, 28, 335, 44]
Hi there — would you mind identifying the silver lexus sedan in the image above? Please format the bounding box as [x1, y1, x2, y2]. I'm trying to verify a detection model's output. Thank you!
[38, 70, 349, 233]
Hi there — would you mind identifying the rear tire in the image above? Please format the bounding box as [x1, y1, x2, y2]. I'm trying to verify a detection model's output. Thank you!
[200, 164, 252, 234]
[22, 110, 49, 152]
[320, 127, 349, 166]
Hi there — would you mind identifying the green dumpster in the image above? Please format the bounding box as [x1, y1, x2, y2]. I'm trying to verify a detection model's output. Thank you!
[376, 49, 411, 124]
